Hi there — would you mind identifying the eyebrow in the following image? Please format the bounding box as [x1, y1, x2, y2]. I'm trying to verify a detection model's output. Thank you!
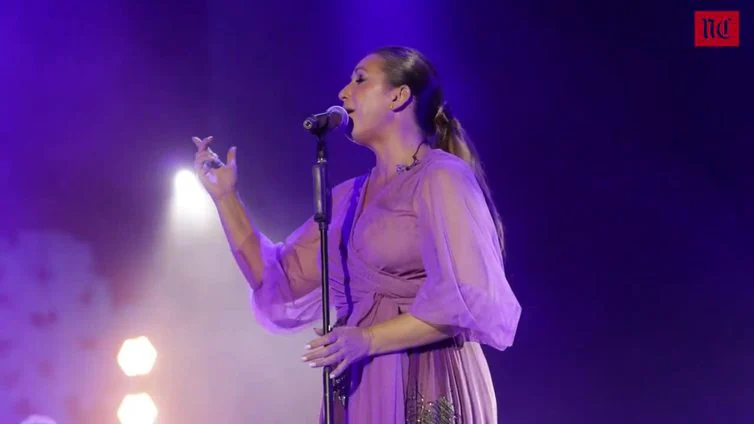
[352, 66, 367, 75]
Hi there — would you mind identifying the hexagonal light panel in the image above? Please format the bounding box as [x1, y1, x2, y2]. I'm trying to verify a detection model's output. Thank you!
[117, 392, 158, 424]
[117, 336, 157, 377]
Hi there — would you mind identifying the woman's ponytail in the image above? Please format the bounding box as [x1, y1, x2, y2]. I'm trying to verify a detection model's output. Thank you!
[434, 104, 505, 255]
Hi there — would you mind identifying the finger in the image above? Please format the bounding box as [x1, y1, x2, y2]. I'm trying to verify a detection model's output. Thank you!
[330, 357, 351, 379]
[302, 343, 337, 362]
[305, 332, 337, 350]
[227, 146, 237, 168]
[313, 327, 324, 337]
[309, 351, 344, 368]
[195, 151, 219, 162]
[191, 136, 212, 149]
[195, 136, 214, 152]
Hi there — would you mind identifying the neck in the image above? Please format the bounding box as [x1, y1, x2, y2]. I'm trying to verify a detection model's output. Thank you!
[368, 124, 426, 183]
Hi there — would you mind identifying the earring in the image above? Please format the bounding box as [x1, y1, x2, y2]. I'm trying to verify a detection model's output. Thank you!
[389, 103, 394, 109]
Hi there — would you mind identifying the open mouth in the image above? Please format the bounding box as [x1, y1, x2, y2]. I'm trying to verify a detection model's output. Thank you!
[344, 108, 355, 115]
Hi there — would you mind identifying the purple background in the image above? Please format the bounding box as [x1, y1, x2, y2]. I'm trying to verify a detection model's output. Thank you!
[1, 0, 752, 423]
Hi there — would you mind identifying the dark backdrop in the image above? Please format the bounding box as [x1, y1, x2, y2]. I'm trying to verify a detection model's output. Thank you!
[1, 0, 752, 423]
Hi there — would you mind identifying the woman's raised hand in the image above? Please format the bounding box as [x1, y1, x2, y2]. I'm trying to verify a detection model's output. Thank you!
[192, 136, 238, 201]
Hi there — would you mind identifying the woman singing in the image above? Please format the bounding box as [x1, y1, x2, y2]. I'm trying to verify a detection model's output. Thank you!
[193, 46, 521, 423]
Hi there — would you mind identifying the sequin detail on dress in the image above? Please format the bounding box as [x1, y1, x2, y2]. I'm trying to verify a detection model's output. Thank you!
[406, 392, 458, 423]
[333, 369, 349, 407]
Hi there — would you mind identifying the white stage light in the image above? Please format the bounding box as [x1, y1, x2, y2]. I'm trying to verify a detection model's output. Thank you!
[117, 393, 158, 424]
[170, 169, 215, 224]
[117, 336, 157, 377]
[174, 169, 209, 205]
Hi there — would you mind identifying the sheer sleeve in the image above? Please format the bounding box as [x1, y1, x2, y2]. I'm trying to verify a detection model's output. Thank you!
[249, 217, 323, 334]
[410, 159, 522, 350]
[249, 178, 354, 334]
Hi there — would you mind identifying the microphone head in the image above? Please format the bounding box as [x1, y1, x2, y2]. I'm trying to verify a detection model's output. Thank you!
[326, 105, 349, 128]
[303, 105, 350, 134]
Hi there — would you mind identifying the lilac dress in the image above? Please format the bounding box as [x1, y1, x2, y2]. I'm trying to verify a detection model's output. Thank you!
[249, 148, 521, 423]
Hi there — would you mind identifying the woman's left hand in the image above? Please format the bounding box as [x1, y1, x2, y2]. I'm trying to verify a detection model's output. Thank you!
[303, 326, 374, 379]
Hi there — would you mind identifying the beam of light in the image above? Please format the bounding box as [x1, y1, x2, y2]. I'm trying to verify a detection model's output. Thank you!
[117, 393, 158, 424]
[145, 163, 322, 422]
[117, 336, 157, 377]
[170, 169, 215, 226]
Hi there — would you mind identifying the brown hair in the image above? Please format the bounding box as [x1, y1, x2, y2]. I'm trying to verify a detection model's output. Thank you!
[373, 46, 505, 253]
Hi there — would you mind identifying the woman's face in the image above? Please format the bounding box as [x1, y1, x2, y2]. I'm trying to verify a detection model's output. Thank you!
[338, 54, 397, 145]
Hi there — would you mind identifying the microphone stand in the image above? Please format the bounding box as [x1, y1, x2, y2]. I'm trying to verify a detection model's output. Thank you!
[310, 130, 334, 424]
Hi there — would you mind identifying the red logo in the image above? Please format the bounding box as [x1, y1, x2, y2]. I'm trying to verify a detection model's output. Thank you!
[695, 11, 740, 47]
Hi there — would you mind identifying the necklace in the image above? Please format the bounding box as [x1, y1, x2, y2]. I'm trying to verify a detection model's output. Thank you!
[396, 142, 426, 174]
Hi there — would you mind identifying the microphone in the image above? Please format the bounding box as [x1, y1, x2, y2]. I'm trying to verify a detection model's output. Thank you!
[303, 105, 349, 135]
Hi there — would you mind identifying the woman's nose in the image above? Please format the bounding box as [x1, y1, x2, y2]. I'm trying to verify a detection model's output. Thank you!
[338, 84, 349, 102]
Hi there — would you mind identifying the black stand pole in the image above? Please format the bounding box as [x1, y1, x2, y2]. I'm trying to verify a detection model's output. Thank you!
[312, 134, 334, 424]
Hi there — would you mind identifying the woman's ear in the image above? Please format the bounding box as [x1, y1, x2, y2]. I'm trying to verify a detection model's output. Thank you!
[389, 85, 412, 111]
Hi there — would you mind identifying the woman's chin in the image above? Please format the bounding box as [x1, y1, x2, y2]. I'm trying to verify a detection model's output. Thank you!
[346, 124, 368, 145]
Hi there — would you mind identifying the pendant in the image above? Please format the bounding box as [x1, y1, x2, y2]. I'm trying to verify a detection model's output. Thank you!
[396, 159, 419, 174]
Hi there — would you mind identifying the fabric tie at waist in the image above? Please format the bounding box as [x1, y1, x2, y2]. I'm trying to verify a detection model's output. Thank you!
[339, 291, 414, 329]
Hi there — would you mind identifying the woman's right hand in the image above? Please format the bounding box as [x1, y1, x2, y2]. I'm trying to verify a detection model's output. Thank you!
[192, 136, 238, 201]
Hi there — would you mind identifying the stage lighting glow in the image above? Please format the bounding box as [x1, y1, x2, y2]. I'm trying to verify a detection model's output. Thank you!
[117, 393, 158, 424]
[117, 336, 157, 377]
[171, 169, 215, 223]
[174, 169, 208, 203]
